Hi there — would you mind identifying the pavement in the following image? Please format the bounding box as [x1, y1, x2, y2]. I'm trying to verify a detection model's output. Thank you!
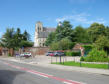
[0, 55, 109, 76]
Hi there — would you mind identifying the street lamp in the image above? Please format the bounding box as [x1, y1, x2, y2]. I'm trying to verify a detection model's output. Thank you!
[108, 53, 109, 69]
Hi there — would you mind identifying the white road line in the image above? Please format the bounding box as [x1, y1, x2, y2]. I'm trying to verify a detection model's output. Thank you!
[63, 81, 72, 84]
[69, 80, 86, 84]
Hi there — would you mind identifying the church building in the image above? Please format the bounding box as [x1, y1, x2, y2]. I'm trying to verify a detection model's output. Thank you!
[34, 21, 56, 47]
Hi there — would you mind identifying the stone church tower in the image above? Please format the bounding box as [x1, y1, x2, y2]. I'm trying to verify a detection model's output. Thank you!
[34, 21, 56, 47]
[34, 21, 42, 47]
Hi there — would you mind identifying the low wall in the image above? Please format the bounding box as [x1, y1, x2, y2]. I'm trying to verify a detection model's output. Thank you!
[24, 47, 49, 56]
[0, 47, 2, 56]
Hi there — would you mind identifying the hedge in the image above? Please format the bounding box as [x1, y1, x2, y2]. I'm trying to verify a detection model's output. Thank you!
[65, 51, 81, 56]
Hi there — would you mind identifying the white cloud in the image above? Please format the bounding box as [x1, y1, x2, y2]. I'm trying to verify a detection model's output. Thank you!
[56, 12, 106, 25]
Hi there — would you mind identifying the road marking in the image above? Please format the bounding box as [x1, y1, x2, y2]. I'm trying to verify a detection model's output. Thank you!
[69, 80, 87, 84]
[26, 70, 48, 78]
[2, 61, 85, 84]
[63, 81, 72, 84]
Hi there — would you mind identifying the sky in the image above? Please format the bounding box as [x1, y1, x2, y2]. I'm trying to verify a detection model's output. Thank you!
[0, 0, 109, 41]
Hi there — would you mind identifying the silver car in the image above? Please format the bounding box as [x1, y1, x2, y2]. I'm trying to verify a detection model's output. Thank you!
[45, 52, 54, 56]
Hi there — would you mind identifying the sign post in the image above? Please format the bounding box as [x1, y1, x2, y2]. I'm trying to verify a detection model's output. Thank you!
[80, 47, 83, 67]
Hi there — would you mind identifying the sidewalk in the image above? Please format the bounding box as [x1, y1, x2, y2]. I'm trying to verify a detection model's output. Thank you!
[1, 56, 109, 75]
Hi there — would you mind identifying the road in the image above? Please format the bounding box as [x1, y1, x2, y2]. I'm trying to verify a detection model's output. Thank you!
[0, 59, 109, 84]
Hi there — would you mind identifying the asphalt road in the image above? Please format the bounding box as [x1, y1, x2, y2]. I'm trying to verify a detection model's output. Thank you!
[0, 59, 109, 84]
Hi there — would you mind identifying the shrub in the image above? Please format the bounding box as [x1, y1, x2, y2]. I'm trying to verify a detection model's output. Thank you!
[65, 51, 81, 56]
[80, 56, 85, 61]
[85, 48, 108, 62]
[72, 51, 81, 56]
[65, 52, 72, 56]
[82, 45, 93, 50]
[82, 45, 93, 56]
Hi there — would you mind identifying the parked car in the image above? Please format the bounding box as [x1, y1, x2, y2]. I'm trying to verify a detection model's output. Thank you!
[49, 52, 54, 56]
[20, 53, 25, 57]
[54, 51, 65, 56]
[45, 52, 54, 56]
[20, 52, 31, 58]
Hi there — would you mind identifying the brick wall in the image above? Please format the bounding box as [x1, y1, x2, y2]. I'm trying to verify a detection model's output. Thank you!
[24, 47, 49, 56]
[0, 47, 2, 56]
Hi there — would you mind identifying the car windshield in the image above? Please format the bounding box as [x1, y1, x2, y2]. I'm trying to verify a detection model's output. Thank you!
[48, 52, 53, 53]
[24, 52, 30, 54]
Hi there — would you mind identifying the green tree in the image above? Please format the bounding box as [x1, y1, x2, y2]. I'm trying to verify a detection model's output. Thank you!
[74, 25, 90, 43]
[45, 32, 55, 46]
[0, 28, 16, 49]
[14, 28, 23, 49]
[58, 38, 75, 50]
[50, 38, 75, 51]
[19, 40, 33, 47]
[95, 35, 109, 52]
[23, 30, 30, 41]
[55, 21, 73, 42]
[50, 42, 59, 51]
[88, 22, 106, 43]
[105, 26, 109, 39]
[0, 28, 32, 50]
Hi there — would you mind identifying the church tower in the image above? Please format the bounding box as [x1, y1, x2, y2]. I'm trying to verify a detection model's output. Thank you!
[35, 21, 43, 33]
[34, 21, 43, 47]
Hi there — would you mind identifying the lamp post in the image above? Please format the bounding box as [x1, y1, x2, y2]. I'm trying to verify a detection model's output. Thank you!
[106, 51, 109, 69]
[80, 49, 82, 67]
[58, 21, 62, 64]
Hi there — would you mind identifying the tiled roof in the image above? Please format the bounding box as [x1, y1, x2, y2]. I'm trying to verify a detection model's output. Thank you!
[38, 32, 49, 38]
[38, 27, 56, 38]
[43, 27, 56, 32]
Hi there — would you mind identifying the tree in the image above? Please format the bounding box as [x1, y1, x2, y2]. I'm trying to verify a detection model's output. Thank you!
[50, 38, 75, 51]
[58, 38, 75, 50]
[105, 26, 109, 39]
[14, 28, 23, 49]
[74, 25, 90, 43]
[87, 22, 106, 43]
[50, 42, 60, 51]
[0, 28, 16, 49]
[95, 35, 109, 52]
[23, 30, 30, 41]
[45, 32, 55, 46]
[19, 40, 33, 47]
[55, 21, 73, 42]
[0, 28, 32, 50]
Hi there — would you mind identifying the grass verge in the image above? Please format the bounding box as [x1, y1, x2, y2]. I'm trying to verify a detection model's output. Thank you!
[52, 61, 108, 69]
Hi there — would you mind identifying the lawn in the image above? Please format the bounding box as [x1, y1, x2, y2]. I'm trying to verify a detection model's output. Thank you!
[52, 61, 109, 69]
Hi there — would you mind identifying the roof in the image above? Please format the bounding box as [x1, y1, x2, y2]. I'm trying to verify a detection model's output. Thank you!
[43, 27, 56, 32]
[38, 27, 56, 38]
[38, 32, 49, 38]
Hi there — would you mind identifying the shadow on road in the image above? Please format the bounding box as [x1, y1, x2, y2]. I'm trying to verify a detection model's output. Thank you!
[0, 70, 25, 84]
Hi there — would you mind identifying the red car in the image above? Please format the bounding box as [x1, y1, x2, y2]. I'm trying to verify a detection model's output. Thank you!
[49, 52, 54, 56]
